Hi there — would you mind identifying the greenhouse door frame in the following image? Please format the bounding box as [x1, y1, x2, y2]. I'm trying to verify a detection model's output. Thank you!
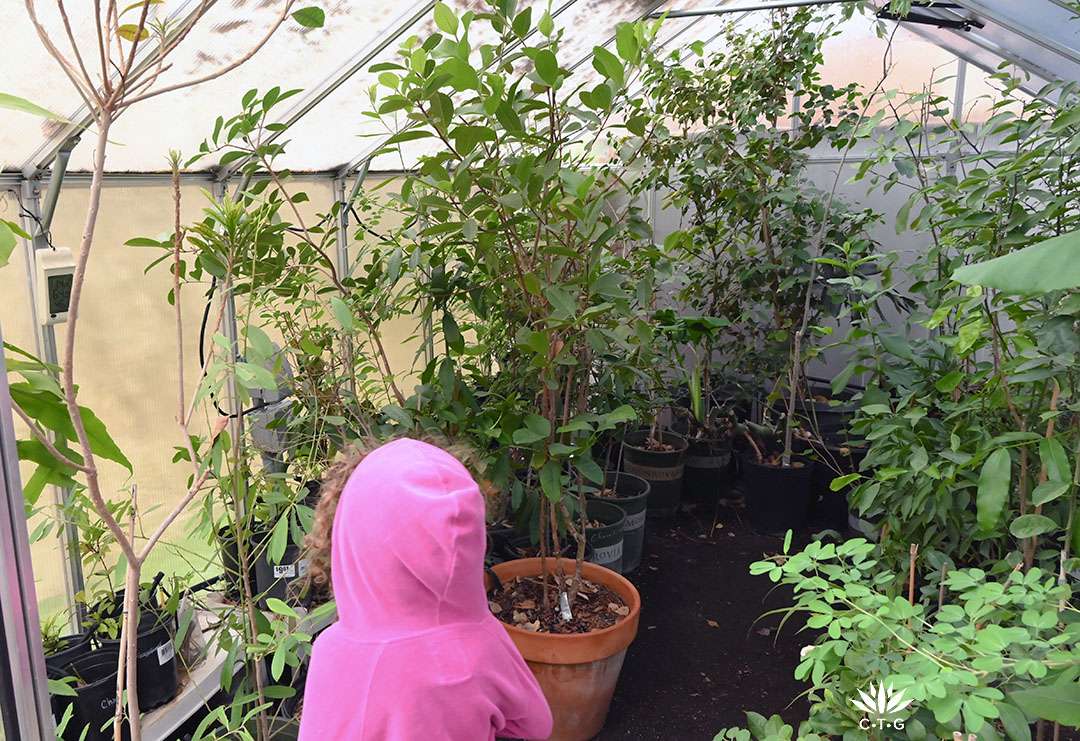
[0, 321, 54, 739]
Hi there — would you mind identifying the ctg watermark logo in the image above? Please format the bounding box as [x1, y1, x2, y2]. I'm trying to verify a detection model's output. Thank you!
[852, 681, 914, 731]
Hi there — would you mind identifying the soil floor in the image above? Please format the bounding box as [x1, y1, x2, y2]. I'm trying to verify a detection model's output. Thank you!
[595, 501, 811, 740]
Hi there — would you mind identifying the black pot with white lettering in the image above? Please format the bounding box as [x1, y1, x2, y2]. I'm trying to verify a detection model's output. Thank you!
[621, 430, 688, 517]
[50, 646, 122, 741]
[97, 607, 179, 711]
[251, 526, 308, 611]
[670, 422, 732, 506]
[583, 500, 626, 573]
[586, 472, 649, 573]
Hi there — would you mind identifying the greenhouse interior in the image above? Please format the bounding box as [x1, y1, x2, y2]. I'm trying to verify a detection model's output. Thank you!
[2, 0, 1080, 739]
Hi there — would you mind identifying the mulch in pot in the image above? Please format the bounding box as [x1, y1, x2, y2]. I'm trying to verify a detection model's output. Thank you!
[488, 575, 629, 635]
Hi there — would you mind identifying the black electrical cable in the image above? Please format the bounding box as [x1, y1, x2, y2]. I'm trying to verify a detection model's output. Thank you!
[349, 205, 392, 241]
[18, 206, 57, 250]
[198, 277, 287, 419]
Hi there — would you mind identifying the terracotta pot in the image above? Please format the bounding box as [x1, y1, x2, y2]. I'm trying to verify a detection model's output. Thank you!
[489, 557, 641, 740]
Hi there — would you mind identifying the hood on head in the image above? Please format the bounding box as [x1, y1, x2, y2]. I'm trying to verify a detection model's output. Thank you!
[329, 438, 489, 638]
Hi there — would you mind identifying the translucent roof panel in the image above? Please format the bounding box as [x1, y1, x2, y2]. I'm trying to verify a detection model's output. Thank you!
[279, 0, 689, 174]
[4, 0, 1080, 175]
[3, 0, 428, 174]
[868, 0, 1080, 97]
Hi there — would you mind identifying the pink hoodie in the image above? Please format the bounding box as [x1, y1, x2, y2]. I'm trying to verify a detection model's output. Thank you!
[298, 439, 553, 740]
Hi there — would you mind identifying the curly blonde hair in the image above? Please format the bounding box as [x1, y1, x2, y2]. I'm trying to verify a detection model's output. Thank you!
[303, 434, 490, 591]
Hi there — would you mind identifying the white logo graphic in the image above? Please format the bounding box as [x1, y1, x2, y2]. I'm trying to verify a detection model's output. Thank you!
[852, 681, 913, 732]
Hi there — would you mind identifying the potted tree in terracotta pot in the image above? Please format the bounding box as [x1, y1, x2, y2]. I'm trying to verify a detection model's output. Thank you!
[371, 3, 663, 737]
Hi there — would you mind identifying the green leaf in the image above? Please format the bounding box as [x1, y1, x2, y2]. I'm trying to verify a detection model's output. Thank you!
[534, 49, 559, 86]
[1040, 437, 1070, 482]
[540, 461, 561, 502]
[0, 93, 71, 123]
[1031, 480, 1069, 507]
[615, 22, 638, 62]
[291, 7, 326, 28]
[1011, 683, 1080, 726]
[513, 413, 551, 446]
[976, 448, 1010, 533]
[0, 221, 15, 269]
[117, 23, 150, 41]
[268, 516, 289, 564]
[998, 702, 1031, 741]
[1010, 514, 1058, 539]
[433, 2, 458, 34]
[329, 296, 355, 330]
[381, 404, 413, 427]
[543, 285, 577, 318]
[443, 311, 463, 352]
[830, 473, 860, 491]
[935, 371, 965, 393]
[576, 456, 604, 485]
[953, 229, 1080, 294]
[591, 46, 624, 87]
[265, 597, 298, 619]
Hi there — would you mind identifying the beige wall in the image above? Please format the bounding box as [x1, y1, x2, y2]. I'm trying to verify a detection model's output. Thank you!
[1, 175, 421, 621]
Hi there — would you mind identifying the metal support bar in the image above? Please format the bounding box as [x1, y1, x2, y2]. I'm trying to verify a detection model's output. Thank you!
[18, 179, 86, 630]
[0, 324, 54, 740]
[648, 0, 856, 19]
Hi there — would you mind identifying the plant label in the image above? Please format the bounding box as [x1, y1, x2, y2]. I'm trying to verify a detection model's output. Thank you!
[273, 564, 296, 579]
[157, 640, 175, 666]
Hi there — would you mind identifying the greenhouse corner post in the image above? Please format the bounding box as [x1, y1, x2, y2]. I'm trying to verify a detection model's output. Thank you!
[18, 173, 87, 631]
[0, 323, 54, 739]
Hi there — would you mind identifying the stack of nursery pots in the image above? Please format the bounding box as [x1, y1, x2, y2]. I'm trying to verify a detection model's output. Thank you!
[487, 558, 641, 740]
[95, 591, 180, 711]
[620, 429, 688, 518]
[586, 472, 650, 573]
[49, 646, 123, 741]
[736, 439, 815, 535]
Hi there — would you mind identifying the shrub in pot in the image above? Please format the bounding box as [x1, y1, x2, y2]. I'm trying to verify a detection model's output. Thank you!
[369, 3, 663, 736]
[488, 559, 640, 740]
[93, 592, 179, 712]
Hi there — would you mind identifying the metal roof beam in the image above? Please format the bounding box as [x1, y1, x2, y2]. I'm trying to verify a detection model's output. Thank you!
[648, 0, 855, 19]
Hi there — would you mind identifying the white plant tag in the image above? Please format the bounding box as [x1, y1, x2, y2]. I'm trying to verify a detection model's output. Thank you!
[273, 564, 296, 579]
[558, 591, 573, 621]
[156, 640, 175, 666]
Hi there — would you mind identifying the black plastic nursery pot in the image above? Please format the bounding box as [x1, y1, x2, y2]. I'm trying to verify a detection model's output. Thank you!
[583, 500, 627, 574]
[804, 438, 868, 532]
[97, 608, 179, 711]
[252, 537, 307, 610]
[44, 632, 93, 671]
[621, 430, 688, 518]
[51, 647, 122, 741]
[218, 524, 309, 609]
[586, 472, 649, 573]
[670, 422, 732, 506]
[794, 381, 859, 437]
[738, 450, 815, 535]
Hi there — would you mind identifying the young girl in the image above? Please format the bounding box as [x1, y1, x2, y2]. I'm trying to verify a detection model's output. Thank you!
[298, 437, 553, 740]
